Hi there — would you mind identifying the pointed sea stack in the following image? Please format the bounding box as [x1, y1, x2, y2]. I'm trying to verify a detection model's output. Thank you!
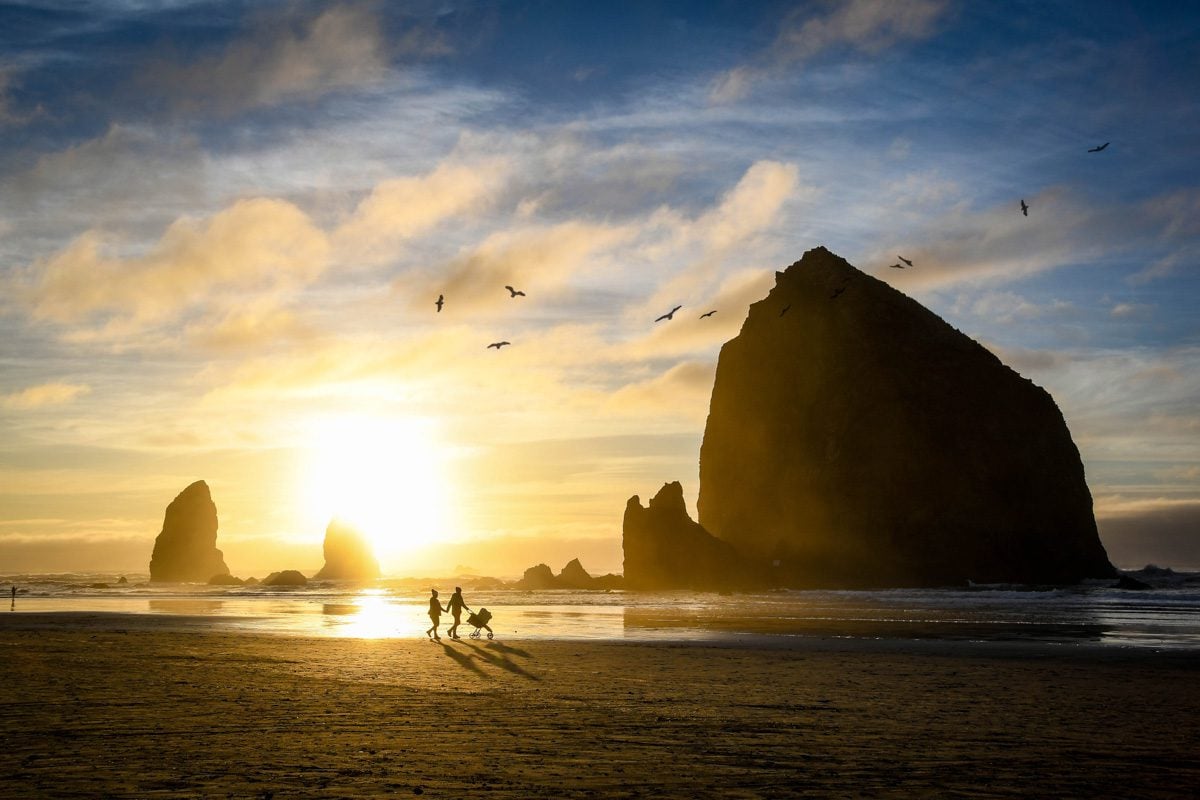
[314, 519, 380, 581]
[696, 247, 1116, 587]
[148, 480, 229, 583]
[623, 482, 755, 590]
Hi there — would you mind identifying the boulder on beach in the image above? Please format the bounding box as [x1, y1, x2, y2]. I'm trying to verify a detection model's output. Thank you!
[694, 246, 1116, 588]
[148, 480, 230, 583]
[207, 574, 244, 586]
[262, 570, 308, 587]
[314, 519, 380, 581]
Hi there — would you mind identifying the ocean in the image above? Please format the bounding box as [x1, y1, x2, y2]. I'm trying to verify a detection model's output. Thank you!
[5, 567, 1200, 649]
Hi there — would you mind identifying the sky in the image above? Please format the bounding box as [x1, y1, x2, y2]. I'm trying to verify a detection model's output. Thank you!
[1, 0, 1198, 578]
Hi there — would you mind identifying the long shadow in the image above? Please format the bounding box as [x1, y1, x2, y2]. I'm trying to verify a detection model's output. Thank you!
[484, 641, 533, 659]
[439, 641, 487, 678]
[462, 640, 541, 681]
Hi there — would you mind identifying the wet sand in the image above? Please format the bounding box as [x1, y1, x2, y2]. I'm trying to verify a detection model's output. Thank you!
[2, 613, 1198, 798]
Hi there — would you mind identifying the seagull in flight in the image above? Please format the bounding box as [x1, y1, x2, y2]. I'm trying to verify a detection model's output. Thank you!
[1087, 142, 1110, 153]
[897, 255, 913, 267]
[699, 310, 717, 319]
[655, 305, 682, 322]
[505, 285, 526, 297]
[888, 263, 905, 269]
[1020, 199, 1029, 217]
[830, 286, 846, 300]
[779, 304, 791, 317]
[435, 294, 444, 313]
[487, 341, 511, 350]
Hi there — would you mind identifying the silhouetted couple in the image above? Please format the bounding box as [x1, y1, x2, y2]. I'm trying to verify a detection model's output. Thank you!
[426, 587, 471, 641]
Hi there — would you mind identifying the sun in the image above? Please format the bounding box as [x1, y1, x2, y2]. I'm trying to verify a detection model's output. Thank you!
[299, 415, 454, 570]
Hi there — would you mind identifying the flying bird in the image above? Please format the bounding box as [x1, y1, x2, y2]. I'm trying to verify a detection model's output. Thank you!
[1088, 142, 1110, 153]
[655, 305, 682, 322]
[505, 285, 526, 297]
[1020, 199, 1029, 216]
[897, 255, 913, 267]
[700, 310, 717, 319]
[487, 341, 510, 350]
[435, 294, 444, 313]
[888, 263, 905, 269]
[830, 286, 846, 300]
[779, 304, 791, 317]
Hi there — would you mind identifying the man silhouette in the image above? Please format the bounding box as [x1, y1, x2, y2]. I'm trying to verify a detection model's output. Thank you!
[425, 589, 448, 640]
[446, 586, 472, 640]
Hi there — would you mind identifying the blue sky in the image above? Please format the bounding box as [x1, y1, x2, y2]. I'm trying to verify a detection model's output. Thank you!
[1, 0, 1197, 576]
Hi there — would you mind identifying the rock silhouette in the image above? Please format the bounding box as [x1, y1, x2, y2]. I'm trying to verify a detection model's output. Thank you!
[696, 246, 1116, 587]
[623, 482, 754, 590]
[515, 563, 558, 590]
[148, 480, 230, 583]
[262, 570, 307, 587]
[513, 559, 624, 590]
[313, 519, 380, 581]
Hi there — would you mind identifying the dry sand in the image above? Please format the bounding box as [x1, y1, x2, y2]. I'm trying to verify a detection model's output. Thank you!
[2, 613, 1198, 798]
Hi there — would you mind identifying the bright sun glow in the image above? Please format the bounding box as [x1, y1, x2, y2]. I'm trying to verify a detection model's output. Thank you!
[300, 415, 455, 570]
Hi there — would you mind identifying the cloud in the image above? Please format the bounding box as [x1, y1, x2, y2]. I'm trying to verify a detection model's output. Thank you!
[1, 382, 91, 410]
[26, 197, 330, 330]
[607, 360, 716, 419]
[709, 0, 950, 103]
[432, 220, 639, 310]
[148, 3, 396, 113]
[335, 157, 512, 263]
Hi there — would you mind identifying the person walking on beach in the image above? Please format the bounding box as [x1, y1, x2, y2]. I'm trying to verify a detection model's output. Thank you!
[426, 589, 449, 640]
[10, 585, 14, 609]
[446, 586, 472, 640]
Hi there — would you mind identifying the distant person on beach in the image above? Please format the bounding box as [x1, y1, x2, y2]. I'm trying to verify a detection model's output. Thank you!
[10, 585, 14, 608]
[446, 587, 472, 640]
[426, 589, 449, 640]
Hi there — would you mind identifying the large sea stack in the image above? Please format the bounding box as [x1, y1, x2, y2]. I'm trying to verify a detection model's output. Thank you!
[695, 246, 1116, 587]
[313, 519, 380, 581]
[148, 480, 229, 582]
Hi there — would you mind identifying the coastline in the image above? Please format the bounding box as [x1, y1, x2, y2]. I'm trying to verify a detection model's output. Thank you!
[3, 613, 1198, 798]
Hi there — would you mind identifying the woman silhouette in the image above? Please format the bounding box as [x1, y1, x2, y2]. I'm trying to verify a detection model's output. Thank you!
[425, 589, 449, 640]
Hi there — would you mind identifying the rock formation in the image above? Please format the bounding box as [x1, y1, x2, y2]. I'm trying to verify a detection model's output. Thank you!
[314, 519, 380, 581]
[149, 480, 230, 583]
[513, 559, 625, 590]
[695, 246, 1115, 587]
[262, 570, 307, 587]
[623, 482, 755, 590]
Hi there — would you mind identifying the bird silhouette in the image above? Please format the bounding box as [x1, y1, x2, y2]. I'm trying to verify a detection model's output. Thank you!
[779, 304, 791, 317]
[1020, 199, 1029, 216]
[655, 305, 682, 322]
[700, 310, 717, 319]
[888, 263, 905, 269]
[435, 294, 444, 312]
[487, 341, 510, 350]
[1088, 142, 1110, 153]
[898, 255, 913, 267]
[505, 285, 526, 297]
[830, 286, 846, 299]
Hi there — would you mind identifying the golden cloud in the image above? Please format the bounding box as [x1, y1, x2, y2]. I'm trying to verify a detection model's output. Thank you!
[1, 382, 91, 410]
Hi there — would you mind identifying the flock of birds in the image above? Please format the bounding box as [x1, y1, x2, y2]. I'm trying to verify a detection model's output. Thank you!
[438, 143, 1111, 350]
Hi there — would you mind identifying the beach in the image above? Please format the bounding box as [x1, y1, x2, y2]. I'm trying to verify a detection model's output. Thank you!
[2, 613, 1198, 798]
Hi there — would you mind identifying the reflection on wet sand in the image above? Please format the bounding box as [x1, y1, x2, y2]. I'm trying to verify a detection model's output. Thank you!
[622, 604, 1111, 643]
[148, 599, 224, 615]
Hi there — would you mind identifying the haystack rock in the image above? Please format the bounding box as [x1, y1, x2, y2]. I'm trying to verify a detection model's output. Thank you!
[623, 482, 755, 590]
[695, 246, 1116, 587]
[148, 480, 229, 583]
[515, 563, 558, 590]
[314, 519, 380, 581]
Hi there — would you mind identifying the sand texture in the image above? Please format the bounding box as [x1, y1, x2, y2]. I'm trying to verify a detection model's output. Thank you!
[2, 615, 1199, 798]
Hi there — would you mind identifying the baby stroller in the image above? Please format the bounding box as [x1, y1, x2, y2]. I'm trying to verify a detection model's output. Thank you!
[467, 608, 494, 639]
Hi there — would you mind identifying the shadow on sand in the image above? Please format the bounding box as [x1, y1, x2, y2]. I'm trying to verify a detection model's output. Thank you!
[438, 639, 540, 681]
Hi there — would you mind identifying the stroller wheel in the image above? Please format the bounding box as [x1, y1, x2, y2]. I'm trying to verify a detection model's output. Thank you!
[487, 632, 494, 640]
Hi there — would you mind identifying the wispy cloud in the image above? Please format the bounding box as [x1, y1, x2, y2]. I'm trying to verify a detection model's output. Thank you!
[710, 0, 951, 103]
[1, 382, 91, 410]
[147, 3, 399, 114]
